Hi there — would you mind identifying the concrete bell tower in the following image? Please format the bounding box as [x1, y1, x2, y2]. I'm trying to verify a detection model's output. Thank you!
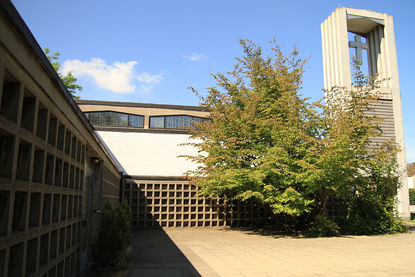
[321, 8, 410, 219]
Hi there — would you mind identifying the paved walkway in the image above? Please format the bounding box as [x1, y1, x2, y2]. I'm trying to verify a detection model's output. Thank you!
[128, 224, 415, 277]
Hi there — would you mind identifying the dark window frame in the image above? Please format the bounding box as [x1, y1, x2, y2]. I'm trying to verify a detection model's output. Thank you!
[149, 114, 209, 129]
[84, 111, 144, 128]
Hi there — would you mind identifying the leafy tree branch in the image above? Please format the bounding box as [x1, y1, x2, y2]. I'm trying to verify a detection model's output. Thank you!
[44, 48, 82, 99]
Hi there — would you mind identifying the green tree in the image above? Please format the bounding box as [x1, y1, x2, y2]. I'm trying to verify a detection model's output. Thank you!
[44, 48, 82, 99]
[186, 40, 405, 235]
[186, 39, 320, 217]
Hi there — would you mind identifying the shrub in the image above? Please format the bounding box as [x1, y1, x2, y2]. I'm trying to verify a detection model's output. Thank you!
[306, 215, 339, 237]
[409, 189, 415, 205]
[93, 200, 132, 269]
[338, 195, 407, 235]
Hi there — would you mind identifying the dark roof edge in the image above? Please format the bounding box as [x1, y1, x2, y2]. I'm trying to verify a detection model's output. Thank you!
[123, 175, 190, 181]
[76, 99, 208, 112]
[0, 0, 122, 174]
[95, 126, 190, 135]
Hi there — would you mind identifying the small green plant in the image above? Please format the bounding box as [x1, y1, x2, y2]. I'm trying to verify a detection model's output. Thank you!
[305, 215, 339, 237]
[93, 200, 132, 270]
[409, 189, 415, 205]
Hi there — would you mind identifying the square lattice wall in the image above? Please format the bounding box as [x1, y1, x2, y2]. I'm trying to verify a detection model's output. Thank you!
[123, 178, 280, 229]
[0, 64, 86, 277]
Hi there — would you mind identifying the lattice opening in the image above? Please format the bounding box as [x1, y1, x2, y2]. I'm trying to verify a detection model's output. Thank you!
[12, 191, 27, 232]
[0, 72, 20, 123]
[32, 149, 44, 183]
[80, 170, 84, 190]
[0, 249, 5, 276]
[78, 196, 82, 217]
[0, 190, 10, 235]
[57, 260, 64, 276]
[57, 125, 65, 151]
[64, 131, 71, 155]
[61, 195, 67, 220]
[42, 194, 52, 225]
[66, 226, 71, 250]
[73, 196, 78, 218]
[26, 237, 38, 273]
[81, 145, 85, 163]
[68, 195, 73, 219]
[71, 251, 76, 274]
[36, 106, 48, 140]
[20, 92, 36, 132]
[72, 224, 77, 246]
[71, 137, 76, 159]
[63, 162, 69, 187]
[29, 192, 41, 227]
[48, 266, 56, 277]
[69, 165, 74, 188]
[77, 222, 82, 243]
[65, 256, 70, 276]
[50, 230, 58, 259]
[59, 228, 65, 254]
[48, 116, 57, 146]
[54, 159, 62, 186]
[44, 154, 54, 185]
[16, 140, 32, 181]
[0, 129, 15, 178]
[76, 141, 81, 162]
[52, 194, 60, 222]
[40, 233, 49, 266]
[75, 167, 79, 189]
[8, 243, 24, 277]
[75, 249, 80, 272]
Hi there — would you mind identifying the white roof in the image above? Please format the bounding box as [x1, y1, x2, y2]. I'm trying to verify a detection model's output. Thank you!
[97, 131, 200, 177]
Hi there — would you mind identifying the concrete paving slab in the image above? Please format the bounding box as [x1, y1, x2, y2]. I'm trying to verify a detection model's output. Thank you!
[91, 223, 415, 276]
[127, 229, 203, 277]
[160, 224, 415, 276]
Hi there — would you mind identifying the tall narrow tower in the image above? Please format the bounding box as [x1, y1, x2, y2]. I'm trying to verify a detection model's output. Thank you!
[321, 8, 410, 219]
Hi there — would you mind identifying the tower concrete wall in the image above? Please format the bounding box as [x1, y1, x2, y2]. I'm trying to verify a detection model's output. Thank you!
[321, 8, 410, 219]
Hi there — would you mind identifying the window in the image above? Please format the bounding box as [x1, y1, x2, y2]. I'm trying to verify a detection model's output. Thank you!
[85, 111, 143, 128]
[149, 116, 164, 129]
[129, 114, 144, 127]
[150, 115, 208, 129]
[166, 115, 191, 129]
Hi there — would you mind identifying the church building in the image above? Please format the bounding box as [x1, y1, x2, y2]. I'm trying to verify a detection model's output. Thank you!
[0, 1, 411, 276]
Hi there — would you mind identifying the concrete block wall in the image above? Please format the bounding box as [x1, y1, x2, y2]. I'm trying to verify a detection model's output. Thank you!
[0, 66, 86, 276]
[123, 178, 281, 229]
[0, 1, 123, 275]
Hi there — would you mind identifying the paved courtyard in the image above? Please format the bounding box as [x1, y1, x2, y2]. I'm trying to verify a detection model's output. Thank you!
[127, 224, 415, 277]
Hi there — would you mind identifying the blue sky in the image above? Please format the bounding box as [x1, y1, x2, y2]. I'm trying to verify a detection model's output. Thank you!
[11, 0, 415, 162]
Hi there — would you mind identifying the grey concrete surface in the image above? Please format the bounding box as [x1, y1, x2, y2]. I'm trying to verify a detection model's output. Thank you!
[127, 229, 201, 276]
[128, 223, 415, 277]
[85, 223, 415, 276]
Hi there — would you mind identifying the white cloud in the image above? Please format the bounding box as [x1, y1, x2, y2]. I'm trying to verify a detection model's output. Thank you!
[183, 52, 208, 61]
[138, 84, 155, 94]
[136, 72, 163, 84]
[62, 58, 163, 94]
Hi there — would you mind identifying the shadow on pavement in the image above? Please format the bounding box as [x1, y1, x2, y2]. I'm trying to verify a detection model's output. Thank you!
[226, 220, 415, 239]
[223, 224, 303, 239]
[81, 228, 201, 277]
[126, 228, 201, 277]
